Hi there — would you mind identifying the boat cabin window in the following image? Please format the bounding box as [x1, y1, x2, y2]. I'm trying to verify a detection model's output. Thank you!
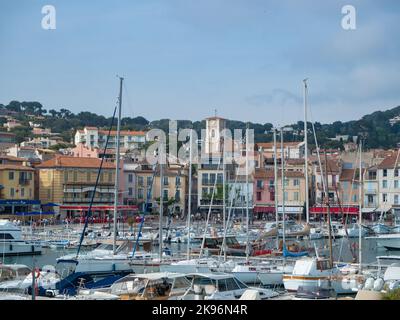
[0, 267, 15, 281]
[234, 278, 248, 289]
[0, 233, 14, 240]
[204, 238, 218, 247]
[225, 237, 239, 246]
[317, 260, 332, 271]
[193, 277, 217, 287]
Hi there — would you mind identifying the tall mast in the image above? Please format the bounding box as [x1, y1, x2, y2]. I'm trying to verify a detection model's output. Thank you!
[325, 152, 333, 267]
[187, 130, 193, 260]
[222, 138, 226, 238]
[358, 141, 363, 270]
[281, 128, 286, 248]
[159, 143, 164, 262]
[113, 76, 123, 255]
[273, 129, 279, 248]
[245, 127, 250, 261]
[303, 79, 310, 224]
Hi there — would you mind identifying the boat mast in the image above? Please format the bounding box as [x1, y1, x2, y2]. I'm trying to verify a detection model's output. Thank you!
[358, 140, 363, 271]
[113, 76, 123, 255]
[187, 129, 193, 260]
[273, 128, 279, 248]
[325, 152, 334, 267]
[245, 127, 250, 261]
[281, 128, 286, 248]
[303, 79, 310, 224]
[159, 142, 164, 262]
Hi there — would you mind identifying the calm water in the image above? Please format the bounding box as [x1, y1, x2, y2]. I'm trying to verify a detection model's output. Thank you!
[2, 237, 400, 269]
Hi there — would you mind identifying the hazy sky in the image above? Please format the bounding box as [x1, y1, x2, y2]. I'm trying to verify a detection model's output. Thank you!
[1, 0, 399, 126]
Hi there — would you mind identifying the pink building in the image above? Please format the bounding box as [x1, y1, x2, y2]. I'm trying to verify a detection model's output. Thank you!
[253, 168, 276, 219]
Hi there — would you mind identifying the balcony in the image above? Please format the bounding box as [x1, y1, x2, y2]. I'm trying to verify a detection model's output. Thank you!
[63, 196, 114, 204]
[200, 199, 224, 207]
[19, 179, 30, 185]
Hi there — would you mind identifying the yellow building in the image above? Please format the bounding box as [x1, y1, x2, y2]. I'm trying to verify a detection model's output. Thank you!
[0, 164, 37, 217]
[276, 171, 306, 216]
[37, 156, 117, 220]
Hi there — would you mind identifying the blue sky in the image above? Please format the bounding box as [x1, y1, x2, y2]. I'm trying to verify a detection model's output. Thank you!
[1, 0, 399, 125]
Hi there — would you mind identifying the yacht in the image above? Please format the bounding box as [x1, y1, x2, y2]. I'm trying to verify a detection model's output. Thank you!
[176, 273, 279, 300]
[282, 257, 363, 294]
[366, 233, 400, 250]
[0, 220, 42, 256]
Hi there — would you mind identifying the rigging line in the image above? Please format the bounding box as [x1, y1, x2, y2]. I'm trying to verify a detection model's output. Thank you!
[199, 156, 223, 259]
[76, 104, 118, 258]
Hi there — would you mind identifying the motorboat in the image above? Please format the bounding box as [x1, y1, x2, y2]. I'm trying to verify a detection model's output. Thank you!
[0, 220, 42, 256]
[108, 272, 191, 300]
[337, 224, 368, 238]
[366, 234, 400, 250]
[0, 264, 32, 292]
[282, 257, 363, 294]
[175, 273, 279, 300]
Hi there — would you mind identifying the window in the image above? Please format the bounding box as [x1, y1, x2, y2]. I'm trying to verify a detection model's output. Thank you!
[202, 188, 208, 196]
[332, 175, 336, 186]
[100, 173, 104, 182]
[382, 180, 388, 189]
[176, 176, 181, 186]
[28, 172, 32, 180]
[138, 176, 144, 186]
[283, 179, 289, 187]
[284, 192, 288, 201]
[256, 192, 262, 201]
[175, 190, 181, 201]
[396, 169, 399, 177]
[395, 195, 399, 205]
[269, 179, 274, 187]
[8, 171, 14, 180]
[73, 171, 77, 182]
[138, 189, 144, 199]
[21, 188, 25, 197]
[163, 189, 168, 200]
[270, 192, 275, 201]
[293, 179, 300, 187]
[108, 172, 112, 182]
[211, 129, 215, 138]
[368, 171, 377, 180]
[256, 180, 263, 189]
[294, 192, 299, 201]
[147, 177, 152, 186]
[395, 181, 399, 189]
[383, 193, 388, 203]
[128, 174, 133, 183]
[128, 187, 133, 196]
[368, 195, 374, 204]
[10, 188, 15, 197]
[163, 176, 169, 186]
[29, 189, 32, 198]
[210, 173, 216, 185]
[87, 172, 91, 182]
[353, 194, 357, 202]
[202, 173, 208, 185]
[217, 174, 223, 184]
[383, 169, 388, 177]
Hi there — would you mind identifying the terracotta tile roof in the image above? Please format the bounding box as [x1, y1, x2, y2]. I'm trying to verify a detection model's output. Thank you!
[254, 168, 275, 179]
[315, 159, 341, 174]
[0, 155, 25, 162]
[36, 156, 115, 169]
[378, 151, 400, 169]
[0, 164, 34, 171]
[256, 141, 303, 149]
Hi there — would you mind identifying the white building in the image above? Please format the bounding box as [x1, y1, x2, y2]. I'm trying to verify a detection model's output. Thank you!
[377, 152, 400, 215]
[74, 127, 146, 151]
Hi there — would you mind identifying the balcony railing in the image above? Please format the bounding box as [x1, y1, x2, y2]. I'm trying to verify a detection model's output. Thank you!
[19, 179, 30, 185]
[200, 199, 224, 206]
[63, 196, 114, 203]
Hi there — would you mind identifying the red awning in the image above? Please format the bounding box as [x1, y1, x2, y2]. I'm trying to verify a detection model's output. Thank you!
[310, 206, 359, 215]
[60, 205, 138, 211]
[253, 206, 275, 214]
